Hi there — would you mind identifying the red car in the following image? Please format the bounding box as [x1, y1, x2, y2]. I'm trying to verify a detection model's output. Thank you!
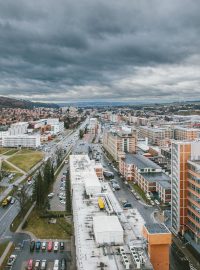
[47, 241, 53, 252]
[27, 259, 33, 270]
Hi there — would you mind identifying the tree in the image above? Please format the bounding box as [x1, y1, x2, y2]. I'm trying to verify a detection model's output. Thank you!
[65, 171, 71, 213]
[79, 129, 84, 139]
[17, 185, 29, 217]
[43, 159, 51, 193]
[50, 164, 55, 183]
[34, 172, 45, 210]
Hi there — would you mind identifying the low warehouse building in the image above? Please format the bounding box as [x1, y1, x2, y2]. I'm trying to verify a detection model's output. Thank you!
[93, 216, 124, 246]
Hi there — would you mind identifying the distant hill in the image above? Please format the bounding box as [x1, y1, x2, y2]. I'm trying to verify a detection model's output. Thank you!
[0, 96, 59, 109]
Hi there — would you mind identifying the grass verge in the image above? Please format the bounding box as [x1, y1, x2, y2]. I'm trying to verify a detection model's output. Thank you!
[131, 183, 150, 204]
[0, 242, 15, 270]
[24, 210, 72, 239]
[8, 150, 44, 172]
[0, 241, 9, 257]
[0, 186, 6, 194]
[10, 200, 32, 232]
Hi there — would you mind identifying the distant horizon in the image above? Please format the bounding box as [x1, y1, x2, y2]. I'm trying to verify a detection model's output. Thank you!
[2, 95, 200, 107]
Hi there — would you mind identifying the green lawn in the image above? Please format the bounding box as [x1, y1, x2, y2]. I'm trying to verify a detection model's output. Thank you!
[8, 150, 44, 172]
[4, 149, 19, 156]
[0, 148, 10, 155]
[2, 161, 18, 172]
[25, 210, 72, 239]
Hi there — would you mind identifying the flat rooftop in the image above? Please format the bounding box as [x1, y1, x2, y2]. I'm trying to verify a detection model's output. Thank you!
[141, 172, 170, 183]
[70, 154, 153, 270]
[124, 153, 161, 170]
[156, 180, 171, 189]
[145, 223, 170, 234]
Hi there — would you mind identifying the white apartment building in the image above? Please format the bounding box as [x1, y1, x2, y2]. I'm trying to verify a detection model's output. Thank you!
[0, 131, 9, 138]
[8, 122, 28, 135]
[2, 135, 41, 148]
[50, 122, 64, 135]
[46, 118, 59, 125]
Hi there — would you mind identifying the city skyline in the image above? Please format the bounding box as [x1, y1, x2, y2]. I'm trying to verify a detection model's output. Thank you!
[0, 0, 200, 102]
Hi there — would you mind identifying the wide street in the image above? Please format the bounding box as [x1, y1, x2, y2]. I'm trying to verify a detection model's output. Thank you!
[0, 119, 89, 242]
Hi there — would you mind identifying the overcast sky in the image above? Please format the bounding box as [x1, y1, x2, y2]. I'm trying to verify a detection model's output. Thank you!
[0, 0, 200, 103]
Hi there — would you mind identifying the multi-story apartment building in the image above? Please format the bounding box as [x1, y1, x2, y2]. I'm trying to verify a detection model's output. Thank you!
[8, 122, 28, 135]
[2, 135, 41, 148]
[129, 116, 148, 126]
[174, 126, 199, 141]
[171, 140, 200, 246]
[139, 126, 173, 145]
[87, 118, 98, 135]
[103, 130, 137, 162]
[187, 160, 200, 244]
[119, 154, 171, 203]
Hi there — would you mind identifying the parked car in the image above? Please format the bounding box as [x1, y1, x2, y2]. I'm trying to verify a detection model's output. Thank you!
[34, 260, 40, 270]
[112, 183, 120, 190]
[30, 241, 35, 252]
[27, 259, 33, 270]
[123, 202, 132, 209]
[40, 260, 47, 270]
[54, 241, 59, 251]
[47, 241, 53, 251]
[60, 200, 66, 205]
[41, 242, 46, 250]
[7, 255, 17, 266]
[48, 193, 54, 199]
[35, 241, 41, 251]
[53, 260, 59, 270]
[10, 197, 15, 204]
[60, 258, 67, 270]
[60, 242, 65, 251]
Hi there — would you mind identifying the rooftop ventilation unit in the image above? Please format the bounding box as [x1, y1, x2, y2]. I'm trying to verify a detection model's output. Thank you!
[119, 246, 130, 270]
[129, 246, 141, 269]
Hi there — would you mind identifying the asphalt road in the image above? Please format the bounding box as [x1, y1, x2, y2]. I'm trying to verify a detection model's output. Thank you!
[0, 201, 19, 241]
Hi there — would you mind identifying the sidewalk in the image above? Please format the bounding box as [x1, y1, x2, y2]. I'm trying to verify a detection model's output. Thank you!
[172, 235, 200, 269]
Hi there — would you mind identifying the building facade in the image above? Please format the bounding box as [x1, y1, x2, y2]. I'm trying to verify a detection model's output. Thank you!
[139, 126, 173, 145]
[2, 135, 41, 148]
[103, 130, 137, 162]
[171, 140, 200, 245]
[174, 127, 199, 141]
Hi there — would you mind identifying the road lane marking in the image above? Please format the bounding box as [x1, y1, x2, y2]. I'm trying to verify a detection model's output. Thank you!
[0, 204, 15, 223]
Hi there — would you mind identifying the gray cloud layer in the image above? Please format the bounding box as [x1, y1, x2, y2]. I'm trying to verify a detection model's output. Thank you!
[0, 0, 200, 102]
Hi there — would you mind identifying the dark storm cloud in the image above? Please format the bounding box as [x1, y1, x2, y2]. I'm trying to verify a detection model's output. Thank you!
[0, 0, 200, 102]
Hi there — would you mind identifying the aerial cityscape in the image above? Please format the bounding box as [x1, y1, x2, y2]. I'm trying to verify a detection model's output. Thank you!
[0, 1, 200, 270]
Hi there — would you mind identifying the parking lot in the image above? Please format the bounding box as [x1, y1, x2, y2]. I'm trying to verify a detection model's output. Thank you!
[9, 239, 71, 270]
[50, 164, 68, 211]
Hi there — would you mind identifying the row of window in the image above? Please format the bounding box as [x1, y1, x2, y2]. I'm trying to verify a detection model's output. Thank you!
[187, 220, 200, 234]
[188, 209, 200, 224]
[188, 182, 200, 194]
[188, 191, 200, 204]
[188, 172, 200, 185]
